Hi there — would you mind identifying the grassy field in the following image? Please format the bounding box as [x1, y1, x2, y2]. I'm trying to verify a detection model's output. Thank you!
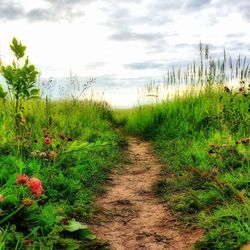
[0, 38, 126, 249]
[1, 38, 249, 249]
[0, 99, 124, 249]
[118, 83, 250, 249]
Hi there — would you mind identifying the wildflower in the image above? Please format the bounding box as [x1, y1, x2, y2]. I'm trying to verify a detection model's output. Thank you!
[239, 86, 245, 91]
[29, 178, 44, 198]
[39, 152, 47, 158]
[22, 198, 33, 207]
[48, 151, 57, 160]
[16, 174, 30, 185]
[23, 240, 33, 246]
[43, 136, 52, 145]
[0, 194, 4, 202]
[31, 150, 39, 157]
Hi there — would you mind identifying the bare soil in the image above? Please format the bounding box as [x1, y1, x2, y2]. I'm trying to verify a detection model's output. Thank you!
[90, 137, 203, 250]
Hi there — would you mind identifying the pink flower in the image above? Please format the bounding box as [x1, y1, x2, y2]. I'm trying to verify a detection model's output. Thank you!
[16, 174, 30, 185]
[0, 194, 4, 202]
[28, 178, 44, 198]
[43, 136, 52, 145]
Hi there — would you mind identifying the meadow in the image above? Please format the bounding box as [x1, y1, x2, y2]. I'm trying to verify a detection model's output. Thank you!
[0, 98, 125, 249]
[0, 38, 249, 250]
[0, 39, 124, 249]
[120, 83, 250, 249]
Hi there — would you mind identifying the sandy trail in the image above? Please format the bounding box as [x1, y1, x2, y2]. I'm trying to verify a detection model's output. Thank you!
[90, 137, 203, 250]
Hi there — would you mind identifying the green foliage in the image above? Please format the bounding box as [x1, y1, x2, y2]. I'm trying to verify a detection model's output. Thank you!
[122, 84, 250, 249]
[10, 38, 26, 59]
[0, 38, 40, 135]
[0, 98, 122, 249]
[1, 38, 39, 101]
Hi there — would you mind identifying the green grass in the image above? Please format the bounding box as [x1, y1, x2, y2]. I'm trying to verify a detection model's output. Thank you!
[119, 83, 250, 249]
[0, 99, 123, 249]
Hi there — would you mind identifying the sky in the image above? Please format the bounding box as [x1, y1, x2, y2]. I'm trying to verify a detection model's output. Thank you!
[0, 0, 249, 106]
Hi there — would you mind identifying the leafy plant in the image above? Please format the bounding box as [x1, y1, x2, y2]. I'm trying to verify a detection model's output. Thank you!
[0, 38, 40, 130]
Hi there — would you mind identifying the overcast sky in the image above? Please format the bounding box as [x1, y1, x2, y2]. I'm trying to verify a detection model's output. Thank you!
[0, 0, 249, 105]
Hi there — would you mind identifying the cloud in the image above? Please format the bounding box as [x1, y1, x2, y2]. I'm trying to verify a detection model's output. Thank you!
[213, 0, 250, 21]
[124, 61, 167, 70]
[27, 8, 55, 22]
[226, 33, 246, 39]
[110, 30, 164, 42]
[240, 2, 250, 21]
[0, 0, 94, 22]
[26, 6, 84, 22]
[45, 0, 93, 5]
[0, 1, 24, 21]
[86, 62, 106, 69]
[224, 41, 249, 52]
[185, 0, 212, 10]
[124, 59, 194, 71]
[27, 0, 91, 22]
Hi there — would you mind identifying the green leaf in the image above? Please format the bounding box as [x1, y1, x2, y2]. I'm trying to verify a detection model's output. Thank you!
[63, 219, 88, 232]
[25, 57, 29, 65]
[81, 229, 96, 240]
[30, 88, 40, 96]
[63, 140, 109, 154]
[0, 84, 7, 98]
[12, 37, 18, 47]
[29, 65, 35, 72]
[10, 37, 26, 59]
[28, 95, 41, 100]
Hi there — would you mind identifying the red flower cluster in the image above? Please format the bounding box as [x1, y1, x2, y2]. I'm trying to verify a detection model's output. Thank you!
[16, 174, 44, 198]
[0, 194, 4, 202]
[42, 128, 52, 145]
[43, 136, 52, 145]
[16, 174, 30, 185]
[29, 178, 44, 198]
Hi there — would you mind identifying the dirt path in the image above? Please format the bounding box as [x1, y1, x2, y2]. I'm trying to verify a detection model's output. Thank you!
[90, 137, 203, 250]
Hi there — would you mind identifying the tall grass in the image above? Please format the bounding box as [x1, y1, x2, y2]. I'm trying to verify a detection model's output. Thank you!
[139, 43, 250, 104]
[0, 99, 123, 249]
[121, 83, 250, 249]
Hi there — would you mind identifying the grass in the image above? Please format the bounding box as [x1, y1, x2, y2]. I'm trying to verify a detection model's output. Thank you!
[0, 99, 124, 249]
[0, 39, 249, 249]
[118, 83, 250, 249]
